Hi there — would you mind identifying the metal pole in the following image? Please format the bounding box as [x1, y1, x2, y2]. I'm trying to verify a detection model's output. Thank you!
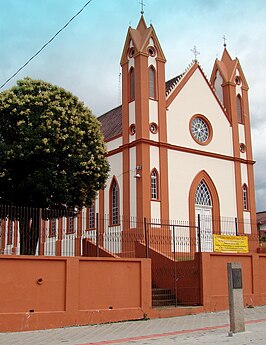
[197, 214, 201, 253]
[96, 213, 99, 257]
[173, 225, 177, 307]
[38, 207, 42, 255]
[235, 217, 238, 236]
[144, 217, 149, 258]
[197, 215, 202, 305]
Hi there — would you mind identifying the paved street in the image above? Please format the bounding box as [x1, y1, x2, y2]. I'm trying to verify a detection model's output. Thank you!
[1, 306, 266, 345]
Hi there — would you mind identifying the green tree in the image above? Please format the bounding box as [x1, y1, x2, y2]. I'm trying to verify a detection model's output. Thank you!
[0, 78, 109, 254]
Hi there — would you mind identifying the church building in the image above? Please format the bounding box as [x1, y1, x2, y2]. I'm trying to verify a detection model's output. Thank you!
[95, 15, 257, 242]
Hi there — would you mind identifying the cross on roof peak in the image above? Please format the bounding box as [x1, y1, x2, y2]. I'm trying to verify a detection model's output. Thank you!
[191, 45, 200, 62]
[223, 35, 227, 48]
[139, 0, 145, 15]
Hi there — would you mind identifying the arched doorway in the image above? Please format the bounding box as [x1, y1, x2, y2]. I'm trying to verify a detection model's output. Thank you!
[189, 171, 220, 252]
[195, 180, 213, 252]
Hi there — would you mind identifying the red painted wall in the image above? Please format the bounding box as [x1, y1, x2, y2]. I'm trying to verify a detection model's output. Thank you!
[0, 256, 151, 332]
[201, 252, 266, 311]
[1, 252, 266, 332]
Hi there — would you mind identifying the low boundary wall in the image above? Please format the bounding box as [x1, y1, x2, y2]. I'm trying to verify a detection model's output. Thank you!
[1, 252, 266, 332]
[201, 252, 266, 311]
[0, 256, 151, 332]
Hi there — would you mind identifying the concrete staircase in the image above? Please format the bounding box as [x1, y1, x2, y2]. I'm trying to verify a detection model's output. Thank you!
[152, 287, 176, 307]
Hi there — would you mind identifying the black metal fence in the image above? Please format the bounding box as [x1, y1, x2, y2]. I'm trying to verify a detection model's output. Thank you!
[0, 205, 259, 257]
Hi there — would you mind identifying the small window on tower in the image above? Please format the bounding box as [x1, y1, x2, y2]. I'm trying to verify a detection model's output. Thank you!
[128, 48, 135, 59]
[240, 143, 246, 153]
[242, 184, 248, 211]
[129, 124, 136, 135]
[149, 66, 156, 99]
[149, 122, 158, 134]
[129, 68, 135, 101]
[237, 94, 243, 123]
[235, 76, 241, 85]
[147, 46, 156, 57]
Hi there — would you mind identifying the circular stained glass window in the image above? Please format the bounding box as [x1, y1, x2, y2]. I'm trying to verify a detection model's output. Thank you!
[191, 117, 209, 143]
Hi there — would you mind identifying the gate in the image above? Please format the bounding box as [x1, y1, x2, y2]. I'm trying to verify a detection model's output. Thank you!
[144, 218, 202, 307]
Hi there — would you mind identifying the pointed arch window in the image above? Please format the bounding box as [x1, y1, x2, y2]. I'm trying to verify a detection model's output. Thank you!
[66, 216, 75, 234]
[129, 68, 135, 101]
[195, 180, 212, 206]
[149, 66, 156, 99]
[242, 184, 248, 211]
[110, 178, 120, 225]
[7, 220, 14, 245]
[87, 202, 96, 230]
[151, 169, 159, 200]
[49, 218, 57, 237]
[237, 94, 243, 123]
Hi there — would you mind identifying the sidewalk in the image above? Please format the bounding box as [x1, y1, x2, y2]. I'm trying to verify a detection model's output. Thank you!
[1, 306, 266, 345]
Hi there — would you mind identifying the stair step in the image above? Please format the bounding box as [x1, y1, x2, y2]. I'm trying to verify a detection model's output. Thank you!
[152, 287, 177, 307]
[152, 288, 173, 295]
[152, 299, 176, 307]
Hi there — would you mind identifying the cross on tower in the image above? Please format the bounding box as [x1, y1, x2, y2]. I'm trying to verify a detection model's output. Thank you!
[191, 45, 200, 62]
[139, 0, 145, 15]
[223, 35, 227, 47]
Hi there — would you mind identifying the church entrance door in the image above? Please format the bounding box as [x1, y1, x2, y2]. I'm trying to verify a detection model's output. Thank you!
[195, 205, 213, 252]
[195, 180, 213, 252]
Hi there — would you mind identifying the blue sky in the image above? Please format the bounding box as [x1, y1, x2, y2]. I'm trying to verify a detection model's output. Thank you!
[1, 0, 266, 212]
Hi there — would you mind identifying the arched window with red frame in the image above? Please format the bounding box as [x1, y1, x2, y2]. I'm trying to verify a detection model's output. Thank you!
[129, 67, 135, 101]
[237, 94, 243, 123]
[149, 66, 156, 99]
[87, 202, 96, 230]
[151, 168, 159, 200]
[110, 177, 120, 225]
[242, 184, 249, 211]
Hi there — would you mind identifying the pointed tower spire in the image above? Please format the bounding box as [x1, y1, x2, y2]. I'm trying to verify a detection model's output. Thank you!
[119, 17, 168, 223]
[210, 46, 256, 234]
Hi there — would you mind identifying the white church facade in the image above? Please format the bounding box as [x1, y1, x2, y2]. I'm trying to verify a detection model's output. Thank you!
[96, 16, 256, 237]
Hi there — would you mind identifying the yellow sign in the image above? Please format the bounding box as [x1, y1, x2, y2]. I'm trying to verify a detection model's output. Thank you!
[213, 235, 249, 253]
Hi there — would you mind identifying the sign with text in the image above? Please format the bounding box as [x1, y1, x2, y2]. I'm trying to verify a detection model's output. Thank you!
[213, 235, 249, 253]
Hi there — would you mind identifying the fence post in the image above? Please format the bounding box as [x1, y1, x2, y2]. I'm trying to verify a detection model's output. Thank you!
[144, 217, 149, 258]
[38, 208, 42, 255]
[96, 213, 99, 257]
[173, 225, 178, 306]
[235, 217, 238, 236]
[197, 214, 201, 253]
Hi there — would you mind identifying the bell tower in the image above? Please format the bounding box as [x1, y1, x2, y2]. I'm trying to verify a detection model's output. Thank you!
[210, 48, 257, 235]
[120, 16, 169, 222]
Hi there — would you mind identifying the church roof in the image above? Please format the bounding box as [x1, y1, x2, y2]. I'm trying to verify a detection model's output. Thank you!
[98, 75, 183, 141]
[98, 105, 122, 142]
[257, 211, 266, 225]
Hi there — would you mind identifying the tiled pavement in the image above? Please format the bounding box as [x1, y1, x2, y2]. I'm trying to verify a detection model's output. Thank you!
[1, 306, 266, 345]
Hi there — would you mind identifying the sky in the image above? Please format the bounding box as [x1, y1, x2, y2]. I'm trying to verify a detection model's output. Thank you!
[0, 0, 265, 212]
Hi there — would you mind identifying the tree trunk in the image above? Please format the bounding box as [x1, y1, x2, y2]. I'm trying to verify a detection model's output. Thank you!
[19, 208, 40, 255]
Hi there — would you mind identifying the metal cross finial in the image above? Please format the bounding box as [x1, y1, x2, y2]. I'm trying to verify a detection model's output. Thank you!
[191, 45, 200, 62]
[139, 0, 145, 15]
[223, 35, 227, 47]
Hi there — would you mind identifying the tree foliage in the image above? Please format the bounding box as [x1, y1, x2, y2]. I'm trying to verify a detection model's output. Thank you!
[0, 78, 109, 209]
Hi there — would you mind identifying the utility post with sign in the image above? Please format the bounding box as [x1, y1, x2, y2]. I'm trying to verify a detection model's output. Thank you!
[227, 262, 245, 333]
